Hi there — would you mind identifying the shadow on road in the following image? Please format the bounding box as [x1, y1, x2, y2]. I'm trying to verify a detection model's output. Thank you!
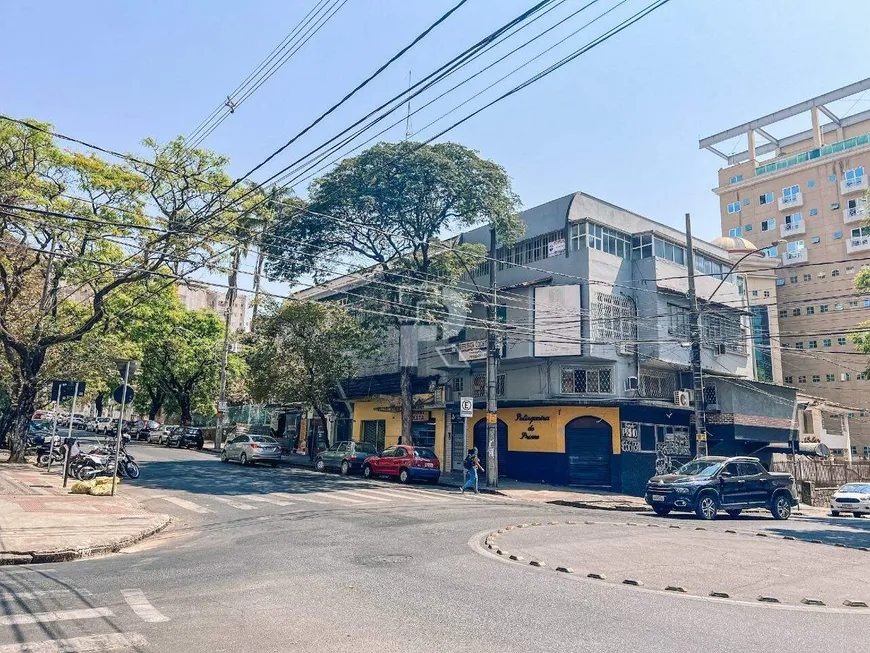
[766, 515, 870, 548]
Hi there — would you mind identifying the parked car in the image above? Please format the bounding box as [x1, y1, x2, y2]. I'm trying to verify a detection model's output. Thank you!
[26, 420, 54, 447]
[167, 426, 204, 450]
[221, 434, 281, 467]
[315, 440, 379, 475]
[148, 424, 176, 445]
[32, 410, 54, 421]
[94, 417, 115, 435]
[830, 482, 870, 517]
[645, 456, 797, 521]
[138, 420, 161, 441]
[362, 445, 441, 484]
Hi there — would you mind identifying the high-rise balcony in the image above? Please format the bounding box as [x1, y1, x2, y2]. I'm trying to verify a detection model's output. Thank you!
[780, 221, 805, 237]
[847, 234, 870, 254]
[841, 176, 868, 195]
[782, 248, 808, 265]
[843, 206, 867, 225]
[778, 192, 803, 211]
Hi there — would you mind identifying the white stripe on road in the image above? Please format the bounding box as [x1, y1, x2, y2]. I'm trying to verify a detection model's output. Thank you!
[332, 490, 391, 503]
[0, 607, 113, 626]
[121, 588, 169, 623]
[158, 496, 213, 513]
[308, 492, 367, 504]
[241, 494, 294, 507]
[0, 632, 147, 653]
[356, 488, 431, 502]
[375, 488, 450, 502]
[282, 494, 332, 505]
[0, 589, 93, 601]
[212, 496, 257, 510]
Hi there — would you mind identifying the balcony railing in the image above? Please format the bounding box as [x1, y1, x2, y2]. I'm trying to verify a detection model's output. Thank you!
[778, 193, 803, 211]
[781, 248, 808, 265]
[755, 133, 870, 177]
[843, 207, 867, 225]
[780, 221, 805, 237]
[847, 235, 870, 254]
[840, 176, 868, 195]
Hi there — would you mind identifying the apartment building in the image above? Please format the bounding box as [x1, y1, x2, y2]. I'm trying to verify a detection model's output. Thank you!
[296, 192, 804, 495]
[177, 281, 248, 333]
[701, 79, 870, 457]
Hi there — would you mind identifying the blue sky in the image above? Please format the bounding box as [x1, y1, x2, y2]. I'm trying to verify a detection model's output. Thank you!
[4, 0, 870, 295]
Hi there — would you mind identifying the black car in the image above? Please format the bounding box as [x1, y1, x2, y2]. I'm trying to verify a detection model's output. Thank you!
[136, 420, 161, 441]
[315, 440, 379, 475]
[645, 456, 797, 521]
[167, 426, 204, 449]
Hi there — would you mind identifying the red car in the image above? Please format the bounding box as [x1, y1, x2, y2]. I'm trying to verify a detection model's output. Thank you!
[362, 445, 441, 484]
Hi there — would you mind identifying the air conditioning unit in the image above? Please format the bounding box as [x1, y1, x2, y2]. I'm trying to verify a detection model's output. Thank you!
[713, 343, 727, 356]
[616, 342, 633, 356]
[624, 376, 639, 391]
[673, 390, 691, 407]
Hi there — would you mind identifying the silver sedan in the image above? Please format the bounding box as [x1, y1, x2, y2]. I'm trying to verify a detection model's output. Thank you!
[221, 435, 281, 467]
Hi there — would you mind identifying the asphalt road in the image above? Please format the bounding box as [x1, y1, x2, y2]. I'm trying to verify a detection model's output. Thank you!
[1, 442, 868, 652]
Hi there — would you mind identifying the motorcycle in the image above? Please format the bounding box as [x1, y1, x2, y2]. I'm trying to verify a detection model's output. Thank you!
[73, 443, 140, 481]
[36, 438, 66, 467]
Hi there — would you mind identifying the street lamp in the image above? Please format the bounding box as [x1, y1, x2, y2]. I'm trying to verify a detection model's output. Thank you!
[707, 239, 785, 303]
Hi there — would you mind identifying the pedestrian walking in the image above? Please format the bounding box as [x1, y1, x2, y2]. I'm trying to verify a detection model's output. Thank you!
[306, 432, 316, 463]
[460, 447, 485, 494]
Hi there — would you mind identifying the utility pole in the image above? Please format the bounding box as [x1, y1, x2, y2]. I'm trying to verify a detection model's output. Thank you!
[684, 213, 708, 458]
[111, 362, 133, 497]
[485, 227, 499, 487]
[215, 249, 240, 451]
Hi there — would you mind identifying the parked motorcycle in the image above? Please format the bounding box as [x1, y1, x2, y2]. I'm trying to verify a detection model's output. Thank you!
[73, 443, 139, 481]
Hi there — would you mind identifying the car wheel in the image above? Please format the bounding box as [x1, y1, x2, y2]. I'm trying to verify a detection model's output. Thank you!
[726, 509, 742, 518]
[240, 453, 248, 466]
[315, 458, 326, 472]
[831, 510, 840, 517]
[771, 493, 792, 520]
[221, 451, 228, 463]
[652, 505, 671, 517]
[398, 468, 410, 484]
[363, 464, 373, 479]
[695, 493, 719, 520]
[340, 460, 349, 476]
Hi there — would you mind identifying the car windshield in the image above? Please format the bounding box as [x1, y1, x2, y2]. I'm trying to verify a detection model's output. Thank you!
[674, 460, 723, 477]
[840, 483, 870, 493]
[354, 443, 377, 454]
[251, 436, 277, 443]
[413, 448, 437, 460]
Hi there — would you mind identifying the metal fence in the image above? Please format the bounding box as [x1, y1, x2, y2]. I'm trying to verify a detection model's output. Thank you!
[772, 456, 870, 487]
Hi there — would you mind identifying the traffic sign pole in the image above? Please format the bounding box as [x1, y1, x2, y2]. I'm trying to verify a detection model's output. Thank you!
[111, 362, 132, 496]
[44, 385, 61, 474]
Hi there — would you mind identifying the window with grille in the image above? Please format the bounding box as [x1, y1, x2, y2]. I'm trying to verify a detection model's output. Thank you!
[591, 292, 637, 343]
[361, 420, 386, 452]
[561, 367, 613, 394]
[472, 374, 504, 397]
[639, 371, 676, 399]
[703, 384, 717, 406]
[451, 377, 464, 392]
[701, 312, 746, 353]
[667, 304, 690, 337]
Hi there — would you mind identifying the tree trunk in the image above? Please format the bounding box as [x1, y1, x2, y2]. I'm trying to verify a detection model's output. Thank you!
[400, 364, 413, 446]
[0, 407, 16, 450]
[95, 393, 104, 417]
[8, 378, 37, 463]
[251, 245, 265, 327]
[313, 405, 329, 448]
[179, 395, 192, 426]
[148, 387, 164, 421]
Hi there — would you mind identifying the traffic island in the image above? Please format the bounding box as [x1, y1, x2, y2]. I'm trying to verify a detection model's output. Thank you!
[475, 520, 870, 609]
[0, 463, 171, 564]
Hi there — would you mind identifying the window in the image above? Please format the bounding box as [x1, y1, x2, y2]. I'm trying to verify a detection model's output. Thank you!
[838, 337, 847, 345]
[743, 198, 750, 206]
[850, 300, 859, 308]
[808, 180, 815, 188]
[812, 375, 820, 383]
[561, 367, 613, 394]
[811, 236, 820, 244]
[763, 290, 770, 298]
[859, 373, 866, 381]
[759, 192, 774, 205]
[852, 446, 858, 455]
[844, 166, 865, 187]
[865, 447, 870, 456]
[591, 293, 636, 342]
[847, 266, 855, 273]
[818, 272, 826, 279]
[778, 309, 787, 318]
[865, 299, 870, 308]
[789, 276, 798, 283]
[728, 226, 743, 237]
[786, 240, 805, 255]
[638, 371, 677, 400]
[832, 269, 840, 277]
[829, 174, 837, 183]
[795, 342, 804, 349]
[835, 303, 844, 311]
[451, 377, 464, 392]
[809, 208, 818, 216]
[806, 306, 815, 315]
[842, 373, 851, 382]
[792, 308, 801, 316]
[650, 237, 686, 265]
[784, 212, 802, 225]
[834, 231, 842, 239]
[361, 420, 386, 452]
[702, 313, 746, 353]
[798, 376, 807, 383]
[729, 175, 744, 184]
[496, 374, 505, 396]
[751, 290, 759, 297]
[784, 376, 793, 384]
[472, 375, 486, 397]
[826, 374, 835, 383]
[823, 339, 831, 347]
[803, 273, 811, 281]
[851, 225, 870, 244]
[761, 218, 775, 231]
[809, 340, 817, 349]
[667, 304, 689, 337]
[630, 233, 653, 259]
[776, 278, 785, 286]
[762, 245, 778, 257]
[820, 305, 828, 313]
[572, 222, 631, 258]
[782, 185, 800, 201]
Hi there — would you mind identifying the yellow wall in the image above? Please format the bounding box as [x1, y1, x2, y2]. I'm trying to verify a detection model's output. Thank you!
[468, 406, 621, 454]
[351, 398, 447, 469]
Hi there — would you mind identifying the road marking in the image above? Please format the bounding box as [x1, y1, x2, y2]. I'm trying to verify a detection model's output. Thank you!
[357, 488, 429, 502]
[332, 490, 392, 503]
[241, 494, 294, 507]
[158, 496, 213, 513]
[121, 588, 169, 623]
[380, 488, 450, 502]
[212, 496, 257, 510]
[0, 589, 93, 601]
[282, 494, 332, 505]
[0, 632, 147, 653]
[309, 492, 366, 504]
[0, 607, 113, 626]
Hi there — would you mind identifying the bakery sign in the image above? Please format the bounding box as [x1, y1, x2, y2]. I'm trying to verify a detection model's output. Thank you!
[515, 412, 550, 440]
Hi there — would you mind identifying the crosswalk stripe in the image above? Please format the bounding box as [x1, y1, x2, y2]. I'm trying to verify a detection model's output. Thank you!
[212, 496, 257, 510]
[332, 490, 391, 503]
[282, 494, 332, 505]
[356, 488, 433, 502]
[378, 488, 451, 502]
[159, 496, 213, 513]
[310, 492, 366, 504]
[121, 589, 169, 623]
[0, 632, 147, 653]
[241, 495, 294, 507]
[0, 607, 113, 626]
[0, 589, 92, 602]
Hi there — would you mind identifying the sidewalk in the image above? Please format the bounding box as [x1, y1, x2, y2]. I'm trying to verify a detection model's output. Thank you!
[0, 462, 170, 565]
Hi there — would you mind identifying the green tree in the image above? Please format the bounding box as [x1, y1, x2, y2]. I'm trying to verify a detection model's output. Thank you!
[245, 301, 375, 434]
[850, 269, 870, 367]
[265, 141, 522, 443]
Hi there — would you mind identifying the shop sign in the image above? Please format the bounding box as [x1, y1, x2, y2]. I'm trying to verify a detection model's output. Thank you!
[515, 412, 550, 440]
[412, 411, 431, 422]
[547, 239, 566, 257]
[457, 339, 487, 361]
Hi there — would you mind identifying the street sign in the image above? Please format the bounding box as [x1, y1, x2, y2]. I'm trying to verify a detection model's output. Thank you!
[51, 380, 85, 401]
[112, 385, 134, 404]
[459, 397, 474, 418]
[115, 359, 139, 379]
[218, 401, 228, 412]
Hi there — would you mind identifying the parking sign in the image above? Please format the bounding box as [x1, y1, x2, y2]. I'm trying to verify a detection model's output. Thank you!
[459, 397, 474, 418]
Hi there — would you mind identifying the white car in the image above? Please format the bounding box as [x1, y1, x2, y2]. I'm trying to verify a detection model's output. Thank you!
[830, 483, 870, 517]
[94, 417, 114, 434]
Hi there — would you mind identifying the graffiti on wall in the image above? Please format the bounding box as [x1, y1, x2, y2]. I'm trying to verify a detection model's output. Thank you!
[621, 422, 640, 453]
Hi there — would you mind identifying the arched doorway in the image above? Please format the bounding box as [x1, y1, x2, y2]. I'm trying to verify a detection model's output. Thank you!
[473, 418, 509, 482]
[564, 416, 612, 487]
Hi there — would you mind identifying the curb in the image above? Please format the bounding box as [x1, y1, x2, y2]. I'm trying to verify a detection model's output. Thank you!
[0, 515, 171, 565]
[550, 499, 650, 513]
